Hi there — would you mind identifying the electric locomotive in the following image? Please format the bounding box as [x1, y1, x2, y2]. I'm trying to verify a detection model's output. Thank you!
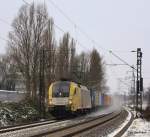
[48, 80, 92, 114]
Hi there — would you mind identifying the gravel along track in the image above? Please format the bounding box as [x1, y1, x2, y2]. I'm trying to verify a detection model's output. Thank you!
[31, 110, 122, 137]
[0, 120, 57, 134]
[0, 110, 120, 137]
[0, 119, 73, 137]
[0, 108, 128, 137]
[75, 109, 131, 137]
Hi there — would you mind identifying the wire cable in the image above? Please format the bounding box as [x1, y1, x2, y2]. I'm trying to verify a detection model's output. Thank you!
[47, 0, 136, 70]
[109, 50, 137, 71]
[47, 0, 108, 52]
[22, 0, 90, 52]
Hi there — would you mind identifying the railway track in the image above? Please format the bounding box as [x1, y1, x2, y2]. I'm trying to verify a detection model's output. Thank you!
[0, 119, 59, 134]
[0, 108, 131, 137]
[32, 110, 122, 137]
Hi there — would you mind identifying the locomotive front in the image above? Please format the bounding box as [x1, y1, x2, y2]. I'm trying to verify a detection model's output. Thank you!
[48, 81, 72, 113]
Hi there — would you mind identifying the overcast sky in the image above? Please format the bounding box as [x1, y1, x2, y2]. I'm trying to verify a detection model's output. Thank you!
[0, 0, 150, 93]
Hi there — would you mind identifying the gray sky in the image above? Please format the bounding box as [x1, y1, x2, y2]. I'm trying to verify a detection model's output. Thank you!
[0, 0, 150, 93]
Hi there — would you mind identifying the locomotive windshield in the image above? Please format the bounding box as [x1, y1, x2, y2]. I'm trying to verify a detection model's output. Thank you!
[52, 81, 70, 97]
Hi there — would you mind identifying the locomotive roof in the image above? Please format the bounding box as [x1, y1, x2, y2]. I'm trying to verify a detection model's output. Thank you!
[52, 81, 89, 90]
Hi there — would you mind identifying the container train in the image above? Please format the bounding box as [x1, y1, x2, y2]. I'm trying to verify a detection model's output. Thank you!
[48, 80, 111, 115]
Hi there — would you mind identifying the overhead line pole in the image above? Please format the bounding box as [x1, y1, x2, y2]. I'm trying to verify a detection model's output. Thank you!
[136, 48, 143, 117]
[132, 66, 136, 111]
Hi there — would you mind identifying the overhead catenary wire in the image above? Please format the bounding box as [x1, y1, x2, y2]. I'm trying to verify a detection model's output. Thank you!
[22, 0, 90, 52]
[47, 0, 136, 70]
[47, 0, 108, 52]
[0, 18, 70, 54]
[46, 0, 140, 91]
[47, 0, 75, 25]
[109, 50, 137, 71]
[110, 67, 131, 90]
[45, 0, 146, 94]
[0, 20, 87, 56]
[0, 2, 89, 53]
[0, 35, 78, 55]
[106, 54, 133, 91]
[0, 0, 139, 69]
[47, 0, 140, 88]
[0, 0, 141, 86]
[22, 0, 137, 70]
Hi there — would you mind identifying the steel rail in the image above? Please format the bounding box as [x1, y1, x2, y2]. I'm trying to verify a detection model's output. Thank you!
[0, 119, 57, 133]
[114, 110, 134, 137]
[0, 110, 127, 137]
[32, 110, 122, 137]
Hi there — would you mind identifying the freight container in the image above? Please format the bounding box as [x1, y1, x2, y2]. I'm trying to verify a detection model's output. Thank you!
[95, 91, 99, 107]
[101, 93, 105, 106]
[90, 90, 96, 107]
[90, 90, 102, 108]
[104, 94, 107, 106]
[98, 93, 103, 106]
[90, 90, 112, 109]
[108, 95, 111, 105]
[104, 95, 111, 106]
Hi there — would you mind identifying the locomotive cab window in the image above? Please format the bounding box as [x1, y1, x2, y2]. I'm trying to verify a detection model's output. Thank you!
[52, 82, 70, 97]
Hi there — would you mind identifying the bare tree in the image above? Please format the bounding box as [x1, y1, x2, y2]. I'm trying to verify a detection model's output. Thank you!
[6, 2, 107, 102]
[42, 18, 56, 93]
[8, 3, 49, 100]
[89, 49, 105, 91]
[69, 38, 76, 79]
[0, 54, 18, 90]
[56, 33, 70, 80]
[78, 52, 90, 85]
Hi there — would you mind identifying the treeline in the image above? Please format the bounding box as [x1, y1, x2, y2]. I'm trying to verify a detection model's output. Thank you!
[0, 3, 107, 100]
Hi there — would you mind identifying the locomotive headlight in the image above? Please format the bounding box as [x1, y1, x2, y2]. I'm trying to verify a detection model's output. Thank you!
[49, 100, 52, 105]
[69, 100, 72, 104]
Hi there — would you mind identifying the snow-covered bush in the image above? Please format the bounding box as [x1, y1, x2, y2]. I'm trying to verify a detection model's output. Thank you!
[0, 102, 40, 127]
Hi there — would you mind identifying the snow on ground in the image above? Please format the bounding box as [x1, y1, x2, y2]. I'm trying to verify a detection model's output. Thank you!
[0, 103, 39, 127]
[122, 118, 150, 137]
[86, 105, 121, 118]
[107, 107, 131, 137]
